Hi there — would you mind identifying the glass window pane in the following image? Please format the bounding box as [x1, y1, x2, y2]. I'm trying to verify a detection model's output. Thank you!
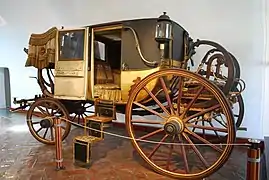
[59, 30, 85, 60]
[94, 41, 105, 61]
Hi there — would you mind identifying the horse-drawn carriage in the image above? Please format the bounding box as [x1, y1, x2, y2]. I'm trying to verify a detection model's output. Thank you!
[14, 12, 246, 179]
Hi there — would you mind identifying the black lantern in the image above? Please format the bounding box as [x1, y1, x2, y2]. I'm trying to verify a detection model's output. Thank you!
[155, 12, 172, 43]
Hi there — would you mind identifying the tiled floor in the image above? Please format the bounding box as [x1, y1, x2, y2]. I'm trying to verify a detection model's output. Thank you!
[0, 109, 264, 180]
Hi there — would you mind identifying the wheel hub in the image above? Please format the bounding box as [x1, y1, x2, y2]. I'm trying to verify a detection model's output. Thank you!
[40, 118, 53, 128]
[164, 116, 184, 136]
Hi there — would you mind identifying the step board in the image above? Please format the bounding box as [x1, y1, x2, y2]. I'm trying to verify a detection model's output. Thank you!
[84, 115, 113, 139]
[74, 135, 102, 144]
[85, 115, 113, 123]
[94, 99, 116, 119]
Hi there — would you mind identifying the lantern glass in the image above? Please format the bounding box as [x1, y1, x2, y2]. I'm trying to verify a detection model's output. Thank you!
[155, 21, 172, 41]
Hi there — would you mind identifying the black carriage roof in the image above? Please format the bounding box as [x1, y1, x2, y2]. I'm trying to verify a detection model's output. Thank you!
[85, 17, 188, 33]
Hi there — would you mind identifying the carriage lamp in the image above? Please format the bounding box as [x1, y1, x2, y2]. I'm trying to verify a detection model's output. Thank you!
[155, 12, 172, 66]
[155, 12, 172, 43]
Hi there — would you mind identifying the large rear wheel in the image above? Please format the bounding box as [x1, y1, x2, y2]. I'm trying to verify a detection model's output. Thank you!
[125, 69, 236, 179]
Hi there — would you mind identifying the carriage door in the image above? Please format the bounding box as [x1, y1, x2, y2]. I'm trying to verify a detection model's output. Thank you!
[54, 28, 89, 100]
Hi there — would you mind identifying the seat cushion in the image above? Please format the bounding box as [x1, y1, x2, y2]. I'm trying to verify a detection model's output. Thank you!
[94, 61, 114, 84]
[94, 63, 107, 84]
[103, 64, 114, 83]
[94, 84, 121, 101]
[94, 83, 120, 90]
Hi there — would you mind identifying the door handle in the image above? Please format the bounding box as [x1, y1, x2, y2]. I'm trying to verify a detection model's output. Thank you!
[122, 63, 129, 71]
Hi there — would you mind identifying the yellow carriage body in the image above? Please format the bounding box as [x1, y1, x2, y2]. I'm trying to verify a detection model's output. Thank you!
[24, 18, 189, 105]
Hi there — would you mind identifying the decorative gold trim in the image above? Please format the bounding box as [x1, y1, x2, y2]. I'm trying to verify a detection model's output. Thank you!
[58, 27, 86, 32]
[84, 27, 90, 99]
[55, 30, 59, 67]
[57, 58, 84, 61]
[90, 28, 95, 98]
[93, 25, 122, 32]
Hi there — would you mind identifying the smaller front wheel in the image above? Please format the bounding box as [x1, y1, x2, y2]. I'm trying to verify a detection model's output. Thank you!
[26, 98, 71, 145]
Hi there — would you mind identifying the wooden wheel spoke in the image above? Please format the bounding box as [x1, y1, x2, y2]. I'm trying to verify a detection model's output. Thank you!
[32, 121, 40, 125]
[72, 114, 78, 120]
[182, 133, 210, 168]
[36, 127, 42, 134]
[178, 135, 189, 173]
[85, 104, 93, 108]
[78, 114, 82, 124]
[44, 103, 50, 114]
[80, 114, 85, 120]
[50, 108, 55, 115]
[181, 86, 205, 118]
[148, 135, 169, 159]
[159, 77, 175, 115]
[185, 129, 223, 153]
[143, 87, 170, 116]
[170, 76, 179, 91]
[166, 136, 175, 170]
[208, 121, 221, 139]
[177, 77, 184, 115]
[192, 121, 199, 132]
[184, 104, 221, 122]
[52, 108, 61, 115]
[133, 102, 167, 120]
[162, 144, 182, 157]
[138, 129, 164, 141]
[76, 114, 80, 123]
[187, 123, 228, 133]
[202, 120, 205, 138]
[43, 128, 49, 139]
[36, 106, 47, 115]
[213, 117, 227, 128]
[131, 119, 164, 124]
[189, 116, 204, 124]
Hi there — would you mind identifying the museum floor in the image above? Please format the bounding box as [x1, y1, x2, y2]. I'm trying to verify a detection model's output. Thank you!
[0, 109, 265, 180]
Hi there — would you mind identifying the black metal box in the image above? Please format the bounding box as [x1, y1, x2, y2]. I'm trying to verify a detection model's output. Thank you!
[73, 135, 100, 165]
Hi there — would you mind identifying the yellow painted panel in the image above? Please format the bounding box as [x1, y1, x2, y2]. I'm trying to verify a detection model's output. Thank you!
[54, 77, 85, 100]
[121, 67, 160, 102]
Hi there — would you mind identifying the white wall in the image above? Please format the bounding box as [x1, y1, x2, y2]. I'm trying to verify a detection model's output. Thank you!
[0, 0, 266, 139]
[262, 0, 269, 136]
